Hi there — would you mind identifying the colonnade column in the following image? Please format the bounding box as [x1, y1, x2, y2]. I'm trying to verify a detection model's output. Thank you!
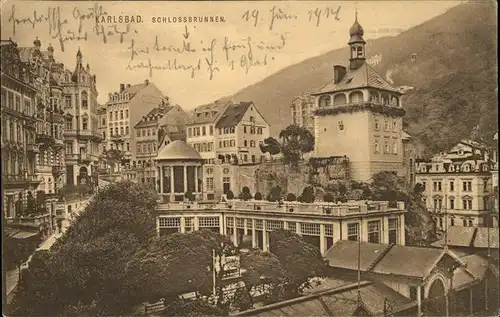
[417, 284, 422, 317]
[251, 219, 257, 248]
[180, 217, 186, 233]
[233, 218, 238, 246]
[159, 167, 163, 194]
[170, 167, 174, 199]
[183, 165, 188, 193]
[194, 166, 198, 194]
[262, 221, 268, 251]
[320, 224, 326, 255]
[219, 215, 224, 234]
[194, 216, 199, 231]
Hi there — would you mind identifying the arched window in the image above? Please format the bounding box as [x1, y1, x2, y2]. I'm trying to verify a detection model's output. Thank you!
[318, 95, 331, 107]
[333, 94, 347, 105]
[81, 91, 88, 109]
[349, 91, 363, 104]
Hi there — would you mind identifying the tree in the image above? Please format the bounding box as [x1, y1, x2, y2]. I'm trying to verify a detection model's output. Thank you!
[269, 230, 328, 299]
[268, 186, 281, 202]
[405, 183, 437, 246]
[279, 125, 315, 167]
[259, 137, 281, 158]
[226, 190, 235, 200]
[185, 191, 194, 202]
[323, 193, 334, 202]
[239, 187, 252, 201]
[100, 149, 125, 173]
[301, 186, 315, 203]
[285, 193, 297, 201]
[254, 192, 263, 201]
[370, 171, 409, 205]
[13, 182, 159, 316]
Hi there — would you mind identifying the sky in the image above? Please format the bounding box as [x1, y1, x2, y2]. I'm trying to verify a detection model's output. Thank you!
[1, 0, 463, 110]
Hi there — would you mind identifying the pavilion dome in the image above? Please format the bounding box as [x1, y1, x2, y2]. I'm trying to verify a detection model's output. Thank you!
[155, 140, 202, 161]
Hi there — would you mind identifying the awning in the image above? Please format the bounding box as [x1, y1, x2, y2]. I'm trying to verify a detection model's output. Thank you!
[6, 228, 39, 239]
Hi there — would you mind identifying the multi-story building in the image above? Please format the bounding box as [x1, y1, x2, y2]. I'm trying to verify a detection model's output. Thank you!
[186, 101, 270, 198]
[1, 39, 47, 235]
[126, 100, 189, 184]
[415, 140, 496, 230]
[62, 49, 102, 191]
[102, 81, 165, 169]
[18, 39, 66, 200]
[310, 14, 405, 182]
[291, 93, 315, 133]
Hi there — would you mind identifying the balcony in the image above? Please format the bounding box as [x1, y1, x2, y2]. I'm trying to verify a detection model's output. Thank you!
[78, 153, 92, 164]
[7, 212, 51, 229]
[157, 200, 405, 217]
[52, 165, 65, 176]
[3, 173, 41, 189]
[36, 133, 55, 148]
[53, 139, 64, 149]
[26, 143, 40, 154]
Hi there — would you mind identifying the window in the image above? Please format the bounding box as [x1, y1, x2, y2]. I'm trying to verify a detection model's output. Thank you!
[338, 120, 344, 131]
[384, 141, 390, 154]
[65, 95, 72, 108]
[188, 127, 192, 137]
[300, 223, 320, 235]
[462, 199, 473, 210]
[347, 223, 359, 241]
[367, 221, 380, 243]
[210, 125, 214, 135]
[462, 181, 472, 191]
[202, 126, 206, 136]
[392, 141, 398, 154]
[115, 127, 118, 135]
[250, 140, 255, 147]
[450, 198, 455, 210]
[81, 91, 88, 109]
[126, 142, 130, 151]
[483, 179, 488, 192]
[450, 181, 454, 191]
[468, 219, 473, 227]
[392, 121, 397, 132]
[82, 117, 88, 130]
[120, 110, 123, 119]
[125, 110, 129, 118]
[206, 177, 214, 191]
[136, 130, 140, 137]
[110, 128, 113, 136]
[463, 219, 467, 226]
[243, 126, 247, 133]
[109, 112, 112, 120]
[384, 120, 389, 131]
[388, 218, 398, 245]
[374, 119, 380, 130]
[120, 127, 124, 135]
[374, 140, 380, 154]
[450, 217, 455, 226]
[126, 127, 129, 135]
[244, 140, 248, 147]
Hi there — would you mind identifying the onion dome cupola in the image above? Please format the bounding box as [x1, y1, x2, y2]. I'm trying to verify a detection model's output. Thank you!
[348, 11, 366, 70]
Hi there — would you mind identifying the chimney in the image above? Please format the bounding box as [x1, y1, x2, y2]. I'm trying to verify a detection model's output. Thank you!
[109, 93, 113, 100]
[127, 84, 131, 88]
[144, 79, 149, 85]
[333, 65, 347, 84]
[120, 83, 125, 92]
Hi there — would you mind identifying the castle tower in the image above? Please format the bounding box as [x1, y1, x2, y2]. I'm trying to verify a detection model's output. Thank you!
[310, 13, 406, 182]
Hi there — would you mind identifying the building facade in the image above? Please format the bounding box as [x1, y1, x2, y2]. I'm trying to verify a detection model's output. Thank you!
[291, 93, 315, 134]
[62, 49, 102, 191]
[156, 199, 406, 255]
[310, 14, 405, 182]
[415, 141, 496, 230]
[1, 39, 50, 237]
[101, 81, 165, 169]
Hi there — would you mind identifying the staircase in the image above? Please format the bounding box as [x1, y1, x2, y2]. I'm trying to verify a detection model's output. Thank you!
[366, 243, 395, 272]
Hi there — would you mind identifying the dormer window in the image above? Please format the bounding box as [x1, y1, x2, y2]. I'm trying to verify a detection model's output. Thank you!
[463, 164, 470, 172]
[482, 164, 489, 171]
[449, 165, 454, 172]
[421, 166, 427, 172]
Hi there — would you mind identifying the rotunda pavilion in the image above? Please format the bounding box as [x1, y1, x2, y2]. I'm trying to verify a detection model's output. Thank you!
[154, 140, 204, 203]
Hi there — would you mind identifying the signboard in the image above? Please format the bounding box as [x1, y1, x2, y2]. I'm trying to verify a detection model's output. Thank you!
[214, 255, 241, 280]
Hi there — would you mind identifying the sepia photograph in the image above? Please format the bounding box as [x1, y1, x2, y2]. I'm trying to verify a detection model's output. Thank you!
[0, 0, 498, 316]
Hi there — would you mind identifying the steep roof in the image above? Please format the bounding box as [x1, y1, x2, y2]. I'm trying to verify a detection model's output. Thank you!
[135, 105, 173, 128]
[325, 240, 465, 279]
[312, 63, 400, 95]
[188, 102, 228, 125]
[154, 140, 202, 161]
[125, 82, 149, 98]
[431, 226, 499, 249]
[215, 102, 252, 129]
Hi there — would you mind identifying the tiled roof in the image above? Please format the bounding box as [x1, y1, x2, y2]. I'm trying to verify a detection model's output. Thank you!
[325, 240, 465, 279]
[215, 102, 252, 129]
[431, 226, 499, 249]
[188, 102, 228, 125]
[312, 63, 400, 95]
[154, 140, 202, 161]
[135, 105, 173, 128]
[246, 281, 414, 317]
[324, 240, 389, 271]
[125, 83, 148, 98]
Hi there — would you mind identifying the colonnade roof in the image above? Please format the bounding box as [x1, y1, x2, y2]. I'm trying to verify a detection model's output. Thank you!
[155, 140, 202, 161]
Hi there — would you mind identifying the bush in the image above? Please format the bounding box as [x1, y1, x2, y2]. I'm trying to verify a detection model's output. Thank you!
[323, 193, 334, 202]
[285, 193, 297, 201]
[184, 191, 194, 202]
[297, 195, 303, 202]
[240, 192, 252, 201]
[226, 190, 235, 200]
[242, 187, 250, 194]
[254, 192, 263, 200]
[269, 186, 281, 202]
